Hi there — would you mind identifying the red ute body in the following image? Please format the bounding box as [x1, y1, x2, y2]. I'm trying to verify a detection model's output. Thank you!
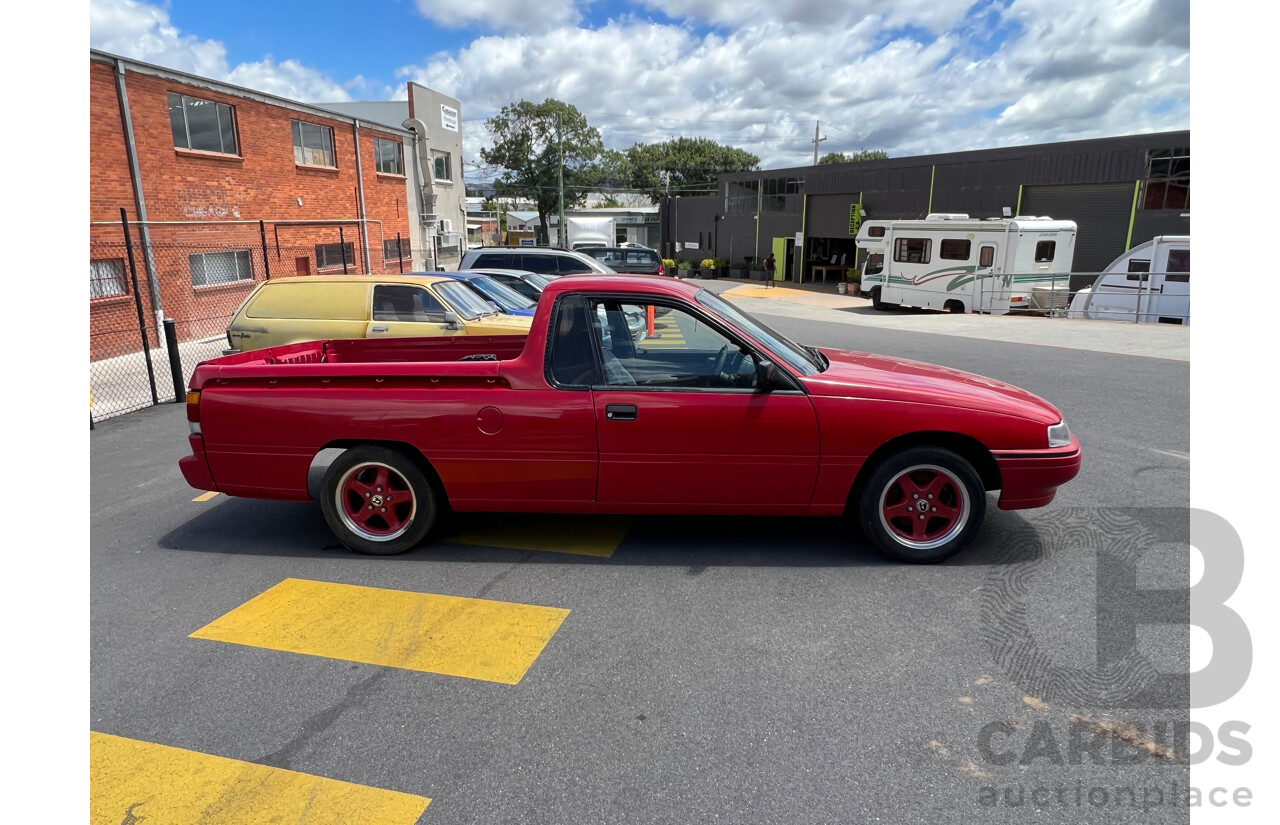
[180, 276, 1080, 516]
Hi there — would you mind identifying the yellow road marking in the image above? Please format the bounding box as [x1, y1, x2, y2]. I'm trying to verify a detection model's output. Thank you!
[191, 578, 570, 684]
[192, 491, 220, 502]
[90, 731, 430, 825]
[446, 514, 631, 558]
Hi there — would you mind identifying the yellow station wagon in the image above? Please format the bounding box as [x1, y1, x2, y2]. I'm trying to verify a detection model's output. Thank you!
[224, 274, 533, 353]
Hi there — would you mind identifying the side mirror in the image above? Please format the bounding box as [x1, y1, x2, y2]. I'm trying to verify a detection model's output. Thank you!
[755, 359, 777, 390]
[444, 311, 461, 330]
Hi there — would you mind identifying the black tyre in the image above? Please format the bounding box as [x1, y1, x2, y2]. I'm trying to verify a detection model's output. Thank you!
[947, 301, 966, 314]
[856, 446, 986, 563]
[319, 445, 438, 555]
[870, 288, 892, 311]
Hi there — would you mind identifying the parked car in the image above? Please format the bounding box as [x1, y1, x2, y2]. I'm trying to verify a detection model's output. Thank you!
[185, 276, 1081, 564]
[222, 274, 531, 353]
[581, 246, 665, 276]
[459, 247, 615, 276]
[476, 269, 558, 302]
[437, 271, 539, 317]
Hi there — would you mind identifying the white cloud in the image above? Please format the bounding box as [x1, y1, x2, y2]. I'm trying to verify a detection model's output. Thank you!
[413, 0, 582, 33]
[89, 0, 353, 102]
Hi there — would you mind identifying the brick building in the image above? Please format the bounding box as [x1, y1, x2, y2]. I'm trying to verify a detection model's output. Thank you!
[90, 49, 420, 360]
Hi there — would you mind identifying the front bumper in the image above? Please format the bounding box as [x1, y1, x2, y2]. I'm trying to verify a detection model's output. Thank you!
[993, 436, 1082, 510]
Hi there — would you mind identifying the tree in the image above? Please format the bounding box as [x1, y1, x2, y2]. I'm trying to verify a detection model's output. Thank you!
[480, 99, 604, 245]
[623, 137, 759, 203]
[818, 149, 889, 164]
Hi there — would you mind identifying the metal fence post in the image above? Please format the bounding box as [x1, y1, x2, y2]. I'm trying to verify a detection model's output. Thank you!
[163, 319, 185, 401]
[340, 226, 349, 274]
[121, 208, 159, 406]
[260, 220, 272, 281]
[397, 233, 404, 273]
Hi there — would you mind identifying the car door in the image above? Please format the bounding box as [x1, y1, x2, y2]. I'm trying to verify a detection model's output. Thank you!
[365, 283, 462, 338]
[1150, 244, 1190, 324]
[580, 295, 821, 510]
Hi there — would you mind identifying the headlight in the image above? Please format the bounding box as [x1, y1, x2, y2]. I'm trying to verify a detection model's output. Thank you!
[1047, 421, 1071, 448]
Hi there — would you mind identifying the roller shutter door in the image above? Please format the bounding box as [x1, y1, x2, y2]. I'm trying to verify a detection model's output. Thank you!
[1020, 183, 1135, 291]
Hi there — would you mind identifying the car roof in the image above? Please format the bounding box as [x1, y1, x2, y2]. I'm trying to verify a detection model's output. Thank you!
[540, 274, 700, 301]
[261, 274, 451, 286]
[463, 268, 541, 278]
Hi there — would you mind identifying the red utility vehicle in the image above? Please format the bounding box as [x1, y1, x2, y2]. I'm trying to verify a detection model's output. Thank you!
[180, 276, 1080, 563]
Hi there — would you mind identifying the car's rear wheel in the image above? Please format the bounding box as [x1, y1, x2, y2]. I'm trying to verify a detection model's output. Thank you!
[870, 288, 892, 311]
[857, 446, 985, 563]
[320, 445, 437, 555]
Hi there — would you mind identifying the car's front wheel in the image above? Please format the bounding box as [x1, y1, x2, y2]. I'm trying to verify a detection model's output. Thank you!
[857, 446, 986, 563]
[319, 445, 437, 555]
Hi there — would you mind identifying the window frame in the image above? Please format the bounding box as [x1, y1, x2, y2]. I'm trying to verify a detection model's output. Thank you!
[188, 250, 253, 288]
[1034, 241, 1057, 263]
[90, 258, 129, 300]
[382, 238, 411, 261]
[374, 138, 405, 176]
[1141, 147, 1190, 211]
[315, 242, 356, 271]
[371, 283, 447, 322]
[168, 92, 239, 156]
[893, 238, 931, 264]
[292, 119, 336, 168]
[432, 150, 453, 182]
[939, 239, 972, 261]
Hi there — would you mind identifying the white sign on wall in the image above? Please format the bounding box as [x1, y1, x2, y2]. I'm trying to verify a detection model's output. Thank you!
[441, 104, 459, 132]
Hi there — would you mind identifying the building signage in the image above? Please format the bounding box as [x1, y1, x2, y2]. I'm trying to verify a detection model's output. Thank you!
[519, 238, 535, 247]
[849, 202, 863, 235]
[441, 104, 459, 132]
[615, 215, 651, 224]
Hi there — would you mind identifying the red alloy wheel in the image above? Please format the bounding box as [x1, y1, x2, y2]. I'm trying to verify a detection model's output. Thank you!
[877, 464, 971, 551]
[336, 462, 417, 541]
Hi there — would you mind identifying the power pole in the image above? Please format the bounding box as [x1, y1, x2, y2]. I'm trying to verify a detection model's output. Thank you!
[812, 120, 827, 166]
[556, 111, 565, 248]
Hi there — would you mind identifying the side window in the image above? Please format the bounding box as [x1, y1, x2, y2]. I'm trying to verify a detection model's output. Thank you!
[863, 253, 884, 275]
[1126, 259, 1151, 282]
[559, 256, 598, 274]
[492, 273, 540, 300]
[474, 253, 514, 269]
[1165, 249, 1190, 282]
[1034, 241, 1057, 262]
[522, 254, 558, 275]
[626, 251, 657, 265]
[547, 295, 598, 387]
[978, 246, 995, 268]
[893, 238, 930, 264]
[588, 300, 757, 390]
[939, 239, 971, 260]
[867, 226, 886, 238]
[372, 285, 446, 322]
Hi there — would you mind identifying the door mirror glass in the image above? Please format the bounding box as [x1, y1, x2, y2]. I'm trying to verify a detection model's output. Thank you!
[756, 359, 778, 389]
[444, 311, 460, 329]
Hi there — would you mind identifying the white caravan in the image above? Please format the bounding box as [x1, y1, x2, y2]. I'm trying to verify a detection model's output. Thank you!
[855, 214, 1078, 315]
[1066, 236, 1190, 325]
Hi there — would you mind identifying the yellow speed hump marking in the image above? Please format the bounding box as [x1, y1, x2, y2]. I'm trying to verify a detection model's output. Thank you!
[90, 731, 430, 825]
[191, 578, 570, 684]
[192, 491, 220, 502]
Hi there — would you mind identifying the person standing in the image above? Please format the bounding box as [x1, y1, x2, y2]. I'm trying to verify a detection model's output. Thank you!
[764, 253, 776, 288]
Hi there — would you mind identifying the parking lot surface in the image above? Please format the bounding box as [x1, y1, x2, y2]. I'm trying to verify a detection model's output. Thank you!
[91, 311, 1189, 824]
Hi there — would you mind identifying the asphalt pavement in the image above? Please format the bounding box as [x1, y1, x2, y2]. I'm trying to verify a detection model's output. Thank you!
[91, 308, 1190, 825]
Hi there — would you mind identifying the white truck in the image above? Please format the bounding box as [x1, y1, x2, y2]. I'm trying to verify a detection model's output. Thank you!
[559, 216, 617, 250]
[1066, 236, 1190, 325]
[855, 214, 1078, 315]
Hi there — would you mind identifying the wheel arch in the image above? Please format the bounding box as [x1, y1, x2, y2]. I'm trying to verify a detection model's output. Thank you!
[846, 431, 1000, 515]
[310, 439, 449, 507]
[943, 298, 967, 314]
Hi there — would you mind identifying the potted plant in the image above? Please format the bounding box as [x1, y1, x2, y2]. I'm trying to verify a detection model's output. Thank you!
[847, 268, 862, 297]
[717, 258, 731, 279]
[662, 258, 677, 276]
[701, 258, 719, 280]
[677, 260, 693, 278]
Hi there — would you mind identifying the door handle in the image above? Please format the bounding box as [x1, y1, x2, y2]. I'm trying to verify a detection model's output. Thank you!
[371, 325, 388, 332]
[605, 404, 637, 421]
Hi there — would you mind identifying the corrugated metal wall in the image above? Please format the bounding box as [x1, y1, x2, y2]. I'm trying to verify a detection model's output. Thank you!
[1020, 182, 1137, 288]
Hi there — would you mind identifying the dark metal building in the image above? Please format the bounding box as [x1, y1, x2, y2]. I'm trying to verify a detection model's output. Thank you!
[660, 130, 1189, 291]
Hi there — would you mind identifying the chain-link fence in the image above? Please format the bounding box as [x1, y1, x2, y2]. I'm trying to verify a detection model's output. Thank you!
[90, 213, 419, 425]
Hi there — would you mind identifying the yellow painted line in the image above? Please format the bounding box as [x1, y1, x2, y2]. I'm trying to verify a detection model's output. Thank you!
[192, 491, 220, 502]
[191, 578, 570, 684]
[447, 514, 632, 558]
[90, 731, 430, 825]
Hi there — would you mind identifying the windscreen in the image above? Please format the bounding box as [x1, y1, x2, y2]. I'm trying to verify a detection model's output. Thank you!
[468, 276, 536, 310]
[436, 281, 496, 319]
[695, 289, 822, 376]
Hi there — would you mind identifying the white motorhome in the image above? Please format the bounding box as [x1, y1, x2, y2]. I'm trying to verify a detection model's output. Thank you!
[1066, 236, 1190, 325]
[855, 214, 1078, 315]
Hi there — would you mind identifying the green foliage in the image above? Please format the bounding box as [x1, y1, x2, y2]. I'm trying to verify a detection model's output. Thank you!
[818, 149, 889, 164]
[596, 194, 625, 208]
[677, 260, 693, 270]
[662, 258, 677, 269]
[624, 137, 759, 203]
[700, 258, 718, 270]
[481, 197, 498, 212]
[480, 99, 604, 241]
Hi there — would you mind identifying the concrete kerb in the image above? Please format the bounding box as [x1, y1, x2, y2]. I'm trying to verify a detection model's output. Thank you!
[721, 285, 1190, 362]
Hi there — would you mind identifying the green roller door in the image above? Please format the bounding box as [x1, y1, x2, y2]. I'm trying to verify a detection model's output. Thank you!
[1020, 183, 1135, 291]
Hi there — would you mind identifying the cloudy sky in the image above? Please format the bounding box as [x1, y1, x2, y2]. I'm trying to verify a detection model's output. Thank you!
[89, 0, 1189, 178]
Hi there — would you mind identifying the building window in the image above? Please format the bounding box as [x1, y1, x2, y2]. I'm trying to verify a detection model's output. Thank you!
[375, 138, 404, 175]
[725, 180, 759, 214]
[292, 120, 335, 167]
[761, 176, 804, 213]
[432, 150, 452, 181]
[1034, 241, 1057, 262]
[939, 239, 971, 260]
[383, 238, 410, 260]
[90, 259, 128, 299]
[190, 250, 252, 287]
[893, 238, 930, 264]
[1142, 147, 1189, 210]
[168, 93, 238, 155]
[316, 242, 355, 270]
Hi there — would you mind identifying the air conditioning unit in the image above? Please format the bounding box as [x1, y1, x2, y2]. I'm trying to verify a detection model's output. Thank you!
[439, 219, 454, 233]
